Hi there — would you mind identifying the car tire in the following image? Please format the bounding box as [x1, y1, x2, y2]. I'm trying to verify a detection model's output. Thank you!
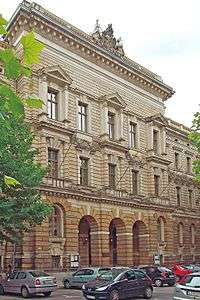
[143, 286, 153, 299]
[0, 284, 4, 295]
[21, 286, 30, 298]
[168, 282, 175, 287]
[64, 280, 70, 289]
[154, 279, 163, 287]
[110, 289, 120, 300]
[43, 291, 52, 297]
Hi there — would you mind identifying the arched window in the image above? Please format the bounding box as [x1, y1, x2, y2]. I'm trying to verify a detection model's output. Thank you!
[49, 205, 64, 237]
[178, 223, 184, 246]
[190, 224, 195, 246]
[157, 217, 165, 243]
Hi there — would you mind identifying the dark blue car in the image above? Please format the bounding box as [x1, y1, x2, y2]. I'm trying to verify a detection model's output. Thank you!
[82, 268, 153, 300]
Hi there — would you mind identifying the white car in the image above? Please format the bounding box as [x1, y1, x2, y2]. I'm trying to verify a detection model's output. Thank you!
[173, 272, 200, 300]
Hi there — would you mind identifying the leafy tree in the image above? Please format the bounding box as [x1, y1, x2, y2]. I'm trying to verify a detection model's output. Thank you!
[0, 15, 52, 244]
[189, 112, 200, 182]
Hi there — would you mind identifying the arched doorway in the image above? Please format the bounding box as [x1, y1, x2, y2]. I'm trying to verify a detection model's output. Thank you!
[132, 220, 149, 265]
[109, 218, 126, 266]
[78, 216, 99, 267]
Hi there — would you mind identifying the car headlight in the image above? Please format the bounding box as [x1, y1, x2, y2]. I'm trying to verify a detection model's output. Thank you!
[96, 285, 108, 291]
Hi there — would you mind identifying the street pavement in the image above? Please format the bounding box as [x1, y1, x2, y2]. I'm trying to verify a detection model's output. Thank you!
[0, 286, 174, 299]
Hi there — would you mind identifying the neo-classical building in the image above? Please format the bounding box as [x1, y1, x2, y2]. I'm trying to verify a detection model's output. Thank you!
[0, 0, 199, 271]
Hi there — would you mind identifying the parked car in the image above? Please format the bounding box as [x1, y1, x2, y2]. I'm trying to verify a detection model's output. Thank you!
[183, 264, 200, 273]
[173, 272, 200, 299]
[0, 270, 57, 298]
[139, 266, 175, 287]
[173, 264, 192, 281]
[82, 268, 153, 300]
[63, 267, 112, 289]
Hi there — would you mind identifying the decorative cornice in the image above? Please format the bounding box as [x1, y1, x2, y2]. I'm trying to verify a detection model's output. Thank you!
[6, 0, 175, 101]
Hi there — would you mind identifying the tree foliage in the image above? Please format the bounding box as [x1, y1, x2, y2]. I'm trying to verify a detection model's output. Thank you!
[189, 112, 200, 182]
[0, 15, 52, 243]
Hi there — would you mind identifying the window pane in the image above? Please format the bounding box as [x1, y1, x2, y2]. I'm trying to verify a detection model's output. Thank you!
[48, 148, 59, 178]
[47, 89, 58, 120]
[109, 164, 116, 188]
[78, 102, 87, 132]
[80, 158, 89, 185]
[130, 122, 136, 148]
[108, 112, 115, 140]
[132, 170, 138, 195]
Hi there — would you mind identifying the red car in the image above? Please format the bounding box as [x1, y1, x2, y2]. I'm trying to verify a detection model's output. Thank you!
[172, 264, 192, 282]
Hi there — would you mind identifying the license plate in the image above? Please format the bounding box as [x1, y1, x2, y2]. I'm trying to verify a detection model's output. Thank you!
[169, 275, 174, 278]
[87, 296, 95, 300]
[44, 280, 52, 284]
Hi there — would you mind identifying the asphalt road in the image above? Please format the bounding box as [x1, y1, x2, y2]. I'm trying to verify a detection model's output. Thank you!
[0, 286, 174, 300]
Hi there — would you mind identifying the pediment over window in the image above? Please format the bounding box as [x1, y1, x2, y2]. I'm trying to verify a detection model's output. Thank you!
[38, 65, 73, 86]
[99, 92, 126, 109]
[145, 113, 168, 127]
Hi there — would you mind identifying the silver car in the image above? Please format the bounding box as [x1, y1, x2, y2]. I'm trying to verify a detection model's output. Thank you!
[173, 272, 200, 300]
[0, 270, 57, 298]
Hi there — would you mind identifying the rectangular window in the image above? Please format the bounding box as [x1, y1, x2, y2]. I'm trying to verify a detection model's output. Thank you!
[132, 170, 139, 195]
[188, 190, 193, 207]
[48, 89, 58, 120]
[108, 163, 116, 188]
[48, 148, 59, 178]
[186, 157, 191, 173]
[78, 102, 87, 132]
[52, 255, 61, 270]
[176, 187, 181, 206]
[129, 122, 137, 148]
[175, 152, 179, 170]
[80, 157, 89, 186]
[154, 175, 160, 196]
[108, 112, 115, 140]
[153, 130, 158, 154]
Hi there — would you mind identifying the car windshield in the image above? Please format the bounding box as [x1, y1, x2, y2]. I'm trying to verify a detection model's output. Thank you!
[158, 267, 172, 272]
[182, 275, 200, 287]
[29, 271, 50, 278]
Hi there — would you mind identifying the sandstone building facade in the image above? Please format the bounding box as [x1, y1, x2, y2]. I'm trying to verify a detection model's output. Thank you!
[0, 1, 200, 271]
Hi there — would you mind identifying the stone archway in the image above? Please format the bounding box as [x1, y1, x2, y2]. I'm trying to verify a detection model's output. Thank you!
[109, 218, 126, 266]
[78, 216, 99, 267]
[132, 220, 149, 265]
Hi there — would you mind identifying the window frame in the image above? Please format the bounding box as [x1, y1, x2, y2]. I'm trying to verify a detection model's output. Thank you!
[48, 148, 59, 179]
[153, 130, 159, 154]
[108, 111, 115, 140]
[154, 175, 160, 196]
[129, 122, 137, 148]
[176, 186, 181, 206]
[47, 88, 58, 120]
[78, 102, 88, 133]
[132, 170, 139, 195]
[108, 163, 116, 189]
[80, 157, 89, 186]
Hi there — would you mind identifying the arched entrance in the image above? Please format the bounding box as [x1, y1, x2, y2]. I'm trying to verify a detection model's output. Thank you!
[109, 218, 126, 266]
[132, 220, 149, 265]
[78, 216, 99, 267]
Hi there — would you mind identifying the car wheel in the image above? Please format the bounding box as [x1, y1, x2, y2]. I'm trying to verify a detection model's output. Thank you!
[110, 290, 120, 300]
[21, 286, 30, 298]
[43, 291, 52, 297]
[64, 280, 70, 289]
[143, 287, 153, 299]
[168, 282, 175, 287]
[0, 284, 4, 295]
[154, 279, 163, 287]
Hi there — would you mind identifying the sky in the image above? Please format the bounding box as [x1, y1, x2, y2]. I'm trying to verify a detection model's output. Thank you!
[1, 0, 200, 127]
